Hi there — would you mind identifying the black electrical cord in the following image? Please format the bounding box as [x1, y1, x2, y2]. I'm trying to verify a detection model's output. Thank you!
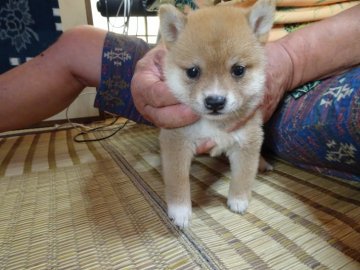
[73, 117, 130, 143]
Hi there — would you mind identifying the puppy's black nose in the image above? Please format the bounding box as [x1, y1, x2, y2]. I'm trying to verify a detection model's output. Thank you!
[204, 95, 226, 111]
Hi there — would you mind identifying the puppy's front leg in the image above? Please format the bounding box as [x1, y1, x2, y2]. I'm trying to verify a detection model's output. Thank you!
[160, 130, 194, 228]
[226, 142, 261, 214]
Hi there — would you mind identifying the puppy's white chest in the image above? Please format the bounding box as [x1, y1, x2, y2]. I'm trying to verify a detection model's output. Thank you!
[184, 119, 247, 153]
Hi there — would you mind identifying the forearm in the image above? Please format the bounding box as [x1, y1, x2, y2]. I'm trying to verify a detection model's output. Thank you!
[279, 4, 360, 91]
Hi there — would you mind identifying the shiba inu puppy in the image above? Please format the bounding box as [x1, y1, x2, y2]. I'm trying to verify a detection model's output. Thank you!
[158, 0, 275, 228]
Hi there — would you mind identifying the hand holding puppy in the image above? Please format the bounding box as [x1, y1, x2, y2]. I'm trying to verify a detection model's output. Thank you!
[131, 40, 293, 132]
[131, 43, 199, 128]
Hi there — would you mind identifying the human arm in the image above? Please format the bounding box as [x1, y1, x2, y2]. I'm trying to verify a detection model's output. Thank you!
[262, 3, 360, 122]
[281, 3, 360, 90]
[0, 26, 106, 132]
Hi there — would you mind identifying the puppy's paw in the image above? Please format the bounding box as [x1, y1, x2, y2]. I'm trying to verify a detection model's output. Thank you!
[227, 197, 249, 214]
[258, 156, 273, 173]
[167, 204, 192, 229]
[209, 145, 223, 157]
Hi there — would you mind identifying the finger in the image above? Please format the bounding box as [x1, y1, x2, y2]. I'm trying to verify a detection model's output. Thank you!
[143, 103, 199, 128]
[196, 139, 216, 155]
[147, 80, 180, 107]
[132, 73, 179, 111]
[150, 46, 166, 81]
[135, 44, 166, 79]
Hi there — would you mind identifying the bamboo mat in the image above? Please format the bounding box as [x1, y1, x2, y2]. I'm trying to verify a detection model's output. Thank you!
[0, 123, 359, 269]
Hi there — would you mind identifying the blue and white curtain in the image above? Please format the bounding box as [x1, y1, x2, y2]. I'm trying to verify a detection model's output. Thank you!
[0, 0, 62, 73]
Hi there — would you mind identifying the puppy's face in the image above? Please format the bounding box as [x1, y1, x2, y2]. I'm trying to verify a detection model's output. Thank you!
[159, 2, 274, 121]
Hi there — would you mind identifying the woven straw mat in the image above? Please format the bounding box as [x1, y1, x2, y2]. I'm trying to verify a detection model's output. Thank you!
[0, 123, 359, 269]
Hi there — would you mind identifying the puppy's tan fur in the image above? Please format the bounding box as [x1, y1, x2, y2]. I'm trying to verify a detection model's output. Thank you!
[159, 0, 275, 228]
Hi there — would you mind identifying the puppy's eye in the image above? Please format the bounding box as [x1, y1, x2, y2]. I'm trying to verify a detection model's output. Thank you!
[186, 66, 200, 79]
[231, 64, 245, 78]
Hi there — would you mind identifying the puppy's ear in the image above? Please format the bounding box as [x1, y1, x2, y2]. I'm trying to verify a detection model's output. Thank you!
[159, 4, 187, 47]
[247, 0, 275, 42]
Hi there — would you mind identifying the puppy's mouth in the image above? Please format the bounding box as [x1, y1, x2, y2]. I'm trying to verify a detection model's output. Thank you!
[204, 109, 230, 119]
[208, 110, 223, 116]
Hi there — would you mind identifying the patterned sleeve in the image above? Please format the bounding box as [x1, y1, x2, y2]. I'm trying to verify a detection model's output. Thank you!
[94, 32, 152, 124]
[264, 66, 360, 181]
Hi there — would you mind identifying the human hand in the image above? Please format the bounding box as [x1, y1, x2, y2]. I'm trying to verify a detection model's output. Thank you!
[131, 43, 199, 128]
[261, 40, 293, 123]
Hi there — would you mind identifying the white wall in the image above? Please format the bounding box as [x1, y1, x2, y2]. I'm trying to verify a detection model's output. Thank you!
[46, 0, 99, 122]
